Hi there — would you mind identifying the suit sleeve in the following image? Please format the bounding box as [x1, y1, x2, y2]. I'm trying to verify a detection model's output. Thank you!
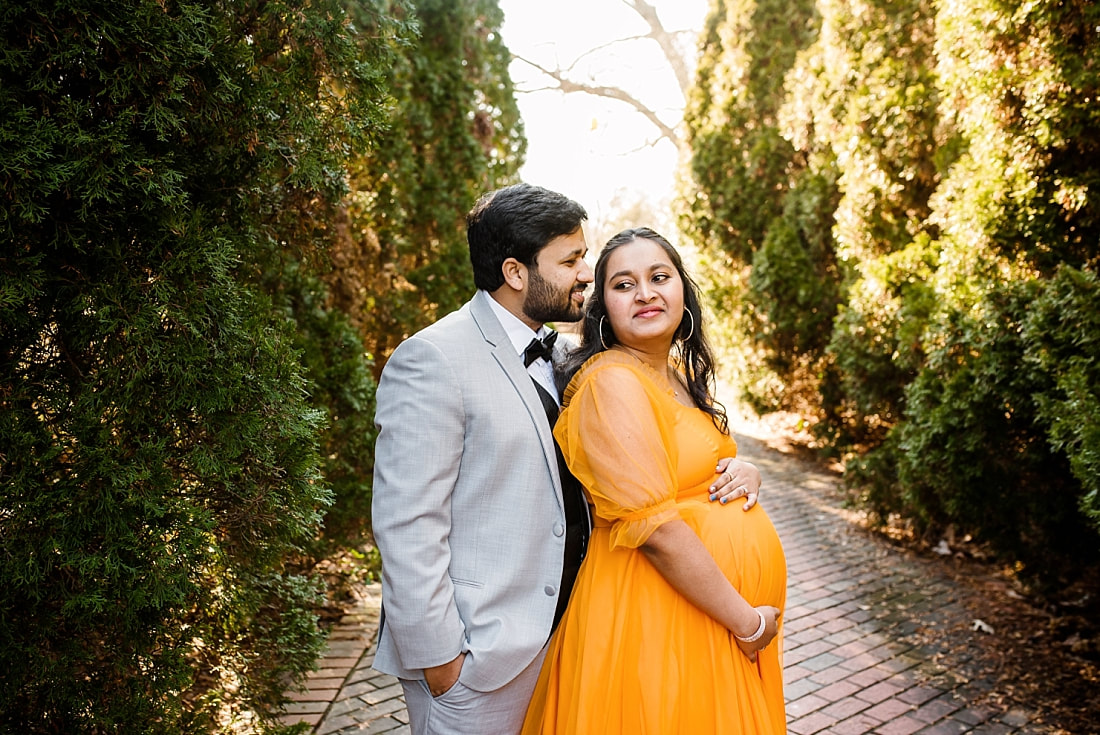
[371, 336, 467, 670]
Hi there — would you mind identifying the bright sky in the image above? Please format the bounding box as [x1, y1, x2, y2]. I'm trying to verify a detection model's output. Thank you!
[498, 0, 708, 243]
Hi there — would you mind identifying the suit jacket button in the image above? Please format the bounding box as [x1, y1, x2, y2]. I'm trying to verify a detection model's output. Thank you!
[544, 585, 556, 596]
[553, 524, 565, 537]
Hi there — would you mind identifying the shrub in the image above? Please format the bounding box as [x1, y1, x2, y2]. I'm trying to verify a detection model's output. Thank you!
[0, 0, 395, 728]
[1023, 266, 1100, 534]
[852, 281, 1098, 578]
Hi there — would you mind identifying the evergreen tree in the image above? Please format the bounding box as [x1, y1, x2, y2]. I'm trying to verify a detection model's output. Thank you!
[0, 0, 398, 729]
[684, 0, 815, 264]
[680, 0, 828, 411]
[684, 0, 1100, 577]
[333, 0, 525, 369]
[852, 0, 1100, 569]
[801, 0, 941, 443]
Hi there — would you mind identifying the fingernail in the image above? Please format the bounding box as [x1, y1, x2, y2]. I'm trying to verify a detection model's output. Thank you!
[721, 497, 728, 504]
[709, 494, 717, 501]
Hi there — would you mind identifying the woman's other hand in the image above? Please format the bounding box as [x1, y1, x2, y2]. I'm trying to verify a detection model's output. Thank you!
[734, 605, 781, 663]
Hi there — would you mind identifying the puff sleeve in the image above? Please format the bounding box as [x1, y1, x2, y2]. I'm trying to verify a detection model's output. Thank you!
[554, 359, 680, 549]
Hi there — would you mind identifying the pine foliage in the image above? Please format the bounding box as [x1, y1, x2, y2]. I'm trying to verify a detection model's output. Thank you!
[334, 0, 525, 368]
[683, 0, 1100, 578]
[0, 0, 400, 729]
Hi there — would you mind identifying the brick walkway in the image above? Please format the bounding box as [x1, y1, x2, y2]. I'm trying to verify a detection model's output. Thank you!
[281, 434, 1048, 734]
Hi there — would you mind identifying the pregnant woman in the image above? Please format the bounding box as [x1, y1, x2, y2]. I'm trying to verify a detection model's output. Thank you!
[521, 227, 787, 734]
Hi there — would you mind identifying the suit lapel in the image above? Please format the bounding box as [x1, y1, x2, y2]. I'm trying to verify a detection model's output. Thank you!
[470, 292, 563, 490]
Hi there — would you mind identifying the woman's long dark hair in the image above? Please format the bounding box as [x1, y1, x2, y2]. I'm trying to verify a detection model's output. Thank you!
[557, 227, 728, 434]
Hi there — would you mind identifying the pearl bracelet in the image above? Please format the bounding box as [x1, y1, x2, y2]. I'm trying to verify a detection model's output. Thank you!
[734, 609, 767, 643]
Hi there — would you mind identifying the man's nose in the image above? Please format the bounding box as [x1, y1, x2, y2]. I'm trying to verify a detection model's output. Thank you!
[578, 260, 594, 283]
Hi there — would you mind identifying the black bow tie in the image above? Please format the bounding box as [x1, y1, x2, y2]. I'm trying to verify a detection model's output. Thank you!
[523, 331, 558, 367]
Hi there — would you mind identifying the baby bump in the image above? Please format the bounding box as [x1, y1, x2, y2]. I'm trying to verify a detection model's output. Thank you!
[680, 500, 787, 608]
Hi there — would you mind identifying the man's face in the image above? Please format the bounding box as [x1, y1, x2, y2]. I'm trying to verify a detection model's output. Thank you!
[522, 229, 593, 325]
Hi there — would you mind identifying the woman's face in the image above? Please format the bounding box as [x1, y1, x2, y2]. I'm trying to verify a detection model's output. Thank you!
[602, 237, 685, 353]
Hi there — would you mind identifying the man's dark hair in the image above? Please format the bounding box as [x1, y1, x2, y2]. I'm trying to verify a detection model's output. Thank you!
[466, 183, 588, 292]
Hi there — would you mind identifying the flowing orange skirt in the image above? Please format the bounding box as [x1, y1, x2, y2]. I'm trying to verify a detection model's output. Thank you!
[522, 495, 787, 734]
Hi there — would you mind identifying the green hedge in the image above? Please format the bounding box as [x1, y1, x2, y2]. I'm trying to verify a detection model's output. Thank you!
[684, 0, 1100, 579]
[0, 0, 397, 729]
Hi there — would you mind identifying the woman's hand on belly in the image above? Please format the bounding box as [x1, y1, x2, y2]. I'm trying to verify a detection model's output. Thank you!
[709, 457, 762, 510]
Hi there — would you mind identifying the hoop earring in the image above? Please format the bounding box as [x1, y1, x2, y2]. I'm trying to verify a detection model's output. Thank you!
[681, 310, 695, 342]
[599, 316, 609, 350]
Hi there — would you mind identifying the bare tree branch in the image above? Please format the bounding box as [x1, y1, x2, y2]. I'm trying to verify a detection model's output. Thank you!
[622, 0, 692, 97]
[513, 56, 679, 146]
[510, 1, 697, 153]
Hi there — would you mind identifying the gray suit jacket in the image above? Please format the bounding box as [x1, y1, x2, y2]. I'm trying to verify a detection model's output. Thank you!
[371, 290, 569, 692]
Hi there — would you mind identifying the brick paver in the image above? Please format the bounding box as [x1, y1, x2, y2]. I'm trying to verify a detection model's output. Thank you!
[283, 433, 1051, 734]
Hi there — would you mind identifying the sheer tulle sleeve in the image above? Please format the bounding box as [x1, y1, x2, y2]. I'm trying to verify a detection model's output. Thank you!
[555, 357, 680, 549]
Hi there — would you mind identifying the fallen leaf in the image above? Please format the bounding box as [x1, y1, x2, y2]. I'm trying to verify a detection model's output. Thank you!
[972, 619, 995, 634]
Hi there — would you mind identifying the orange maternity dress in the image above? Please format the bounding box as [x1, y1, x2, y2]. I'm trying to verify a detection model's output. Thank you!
[521, 351, 787, 734]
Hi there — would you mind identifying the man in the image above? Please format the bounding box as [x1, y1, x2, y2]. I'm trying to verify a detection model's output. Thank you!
[371, 183, 592, 734]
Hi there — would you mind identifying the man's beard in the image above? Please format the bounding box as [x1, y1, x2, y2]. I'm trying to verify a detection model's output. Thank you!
[523, 268, 584, 324]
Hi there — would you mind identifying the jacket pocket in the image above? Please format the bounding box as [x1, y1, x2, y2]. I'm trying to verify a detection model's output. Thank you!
[450, 576, 484, 589]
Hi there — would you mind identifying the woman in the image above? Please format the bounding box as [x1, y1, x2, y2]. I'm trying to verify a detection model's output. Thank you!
[521, 228, 787, 734]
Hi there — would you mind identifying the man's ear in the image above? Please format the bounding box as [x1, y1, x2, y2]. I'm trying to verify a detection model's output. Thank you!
[501, 257, 526, 292]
